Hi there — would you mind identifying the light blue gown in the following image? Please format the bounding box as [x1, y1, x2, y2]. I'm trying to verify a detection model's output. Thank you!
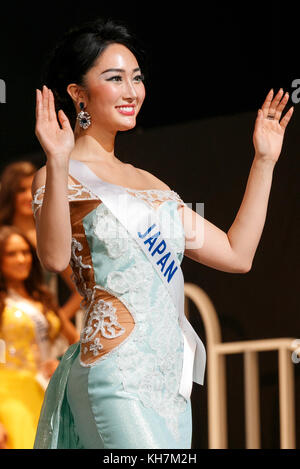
[32, 175, 193, 449]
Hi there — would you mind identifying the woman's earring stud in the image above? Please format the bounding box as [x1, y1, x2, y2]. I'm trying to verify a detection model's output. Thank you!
[77, 102, 91, 129]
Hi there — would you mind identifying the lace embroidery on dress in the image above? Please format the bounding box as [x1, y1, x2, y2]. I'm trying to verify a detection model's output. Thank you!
[78, 284, 136, 367]
[69, 237, 126, 359]
[31, 182, 186, 217]
[90, 200, 187, 440]
[69, 237, 92, 299]
[125, 188, 186, 210]
[31, 184, 99, 217]
[31, 179, 188, 439]
[108, 251, 187, 440]
[81, 298, 126, 356]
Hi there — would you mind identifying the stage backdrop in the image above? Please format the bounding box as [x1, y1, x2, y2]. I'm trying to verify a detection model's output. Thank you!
[3, 109, 300, 449]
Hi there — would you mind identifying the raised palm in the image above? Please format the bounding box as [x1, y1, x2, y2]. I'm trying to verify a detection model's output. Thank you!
[35, 85, 74, 160]
[253, 88, 294, 162]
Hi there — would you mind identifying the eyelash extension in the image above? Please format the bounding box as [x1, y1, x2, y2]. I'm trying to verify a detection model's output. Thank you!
[107, 74, 145, 82]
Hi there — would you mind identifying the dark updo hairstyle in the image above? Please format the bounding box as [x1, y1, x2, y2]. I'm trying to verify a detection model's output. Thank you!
[41, 17, 147, 128]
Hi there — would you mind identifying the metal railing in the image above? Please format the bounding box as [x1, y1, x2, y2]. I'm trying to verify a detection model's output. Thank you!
[184, 282, 298, 449]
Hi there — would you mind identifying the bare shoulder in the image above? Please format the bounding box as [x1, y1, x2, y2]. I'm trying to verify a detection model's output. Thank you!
[135, 167, 171, 191]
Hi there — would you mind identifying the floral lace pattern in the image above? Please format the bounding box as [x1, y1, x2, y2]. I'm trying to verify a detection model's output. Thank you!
[81, 298, 125, 356]
[89, 198, 187, 440]
[93, 200, 185, 262]
[69, 237, 92, 298]
[69, 237, 126, 357]
[31, 182, 186, 217]
[93, 205, 132, 260]
[125, 188, 186, 210]
[31, 184, 99, 217]
[32, 179, 188, 440]
[115, 279, 187, 440]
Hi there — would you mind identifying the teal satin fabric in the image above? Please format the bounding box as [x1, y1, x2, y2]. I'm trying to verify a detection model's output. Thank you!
[33, 342, 84, 449]
[66, 353, 192, 449]
[34, 189, 194, 449]
[34, 343, 192, 449]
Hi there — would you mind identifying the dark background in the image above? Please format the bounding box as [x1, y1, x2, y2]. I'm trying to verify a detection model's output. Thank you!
[0, 3, 299, 448]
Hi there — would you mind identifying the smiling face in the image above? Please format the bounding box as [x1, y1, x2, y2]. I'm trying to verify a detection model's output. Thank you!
[1, 234, 32, 283]
[69, 43, 146, 133]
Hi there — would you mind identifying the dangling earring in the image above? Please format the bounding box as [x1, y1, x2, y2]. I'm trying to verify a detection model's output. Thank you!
[77, 102, 91, 129]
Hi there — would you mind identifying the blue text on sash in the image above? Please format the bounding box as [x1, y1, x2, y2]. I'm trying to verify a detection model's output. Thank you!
[138, 224, 178, 283]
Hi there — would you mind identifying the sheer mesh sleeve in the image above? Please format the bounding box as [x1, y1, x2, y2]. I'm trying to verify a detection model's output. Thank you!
[31, 183, 100, 218]
[32, 183, 186, 218]
[124, 188, 187, 210]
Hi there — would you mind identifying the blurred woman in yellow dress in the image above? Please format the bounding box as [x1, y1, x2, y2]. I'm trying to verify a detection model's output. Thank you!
[0, 161, 83, 331]
[0, 225, 79, 449]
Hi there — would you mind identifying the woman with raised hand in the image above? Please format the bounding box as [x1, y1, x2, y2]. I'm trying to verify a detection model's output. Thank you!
[32, 17, 293, 449]
[0, 225, 78, 449]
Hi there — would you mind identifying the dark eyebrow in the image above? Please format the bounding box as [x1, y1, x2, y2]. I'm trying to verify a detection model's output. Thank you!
[100, 67, 141, 75]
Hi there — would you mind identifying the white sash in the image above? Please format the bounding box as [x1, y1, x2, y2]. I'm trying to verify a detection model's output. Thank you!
[69, 159, 206, 400]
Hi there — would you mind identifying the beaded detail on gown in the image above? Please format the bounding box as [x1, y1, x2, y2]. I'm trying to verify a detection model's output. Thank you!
[32, 175, 191, 447]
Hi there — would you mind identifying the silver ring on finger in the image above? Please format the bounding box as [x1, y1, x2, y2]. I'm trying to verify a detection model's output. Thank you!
[267, 114, 275, 120]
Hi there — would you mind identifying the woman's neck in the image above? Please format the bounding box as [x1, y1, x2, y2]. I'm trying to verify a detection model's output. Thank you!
[6, 281, 30, 299]
[72, 125, 121, 166]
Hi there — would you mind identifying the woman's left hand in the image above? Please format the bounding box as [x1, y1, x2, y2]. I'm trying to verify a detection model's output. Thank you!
[253, 88, 294, 163]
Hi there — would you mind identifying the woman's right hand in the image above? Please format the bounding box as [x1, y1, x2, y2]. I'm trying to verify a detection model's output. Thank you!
[35, 85, 75, 161]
